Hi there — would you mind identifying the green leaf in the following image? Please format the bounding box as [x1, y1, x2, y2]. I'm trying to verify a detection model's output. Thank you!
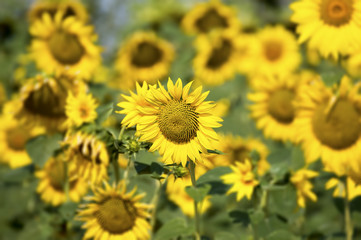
[59, 201, 78, 221]
[290, 146, 305, 171]
[215, 232, 238, 240]
[154, 217, 193, 240]
[266, 230, 300, 240]
[229, 210, 250, 226]
[196, 166, 231, 185]
[26, 134, 62, 167]
[185, 184, 211, 202]
[250, 209, 265, 225]
[96, 102, 114, 124]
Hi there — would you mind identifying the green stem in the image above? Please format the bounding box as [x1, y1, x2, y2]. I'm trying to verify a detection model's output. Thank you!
[150, 179, 162, 237]
[112, 157, 120, 183]
[344, 179, 353, 240]
[189, 161, 201, 240]
[118, 125, 126, 140]
[123, 155, 132, 184]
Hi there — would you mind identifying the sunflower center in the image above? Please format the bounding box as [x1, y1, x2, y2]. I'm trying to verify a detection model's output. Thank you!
[268, 89, 295, 124]
[206, 39, 232, 69]
[47, 159, 67, 191]
[264, 41, 283, 61]
[48, 30, 84, 65]
[94, 197, 136, 234]
[158, 100, 199, 144]
[195, 8, 229, 33]
[79, 106, 89, 118]
[312, 99, 361, 149]
[131, 41, 163, 68]
[320, 0, 353, 26]
[6, 128, 28, 151]
[230, 146, 249, 163]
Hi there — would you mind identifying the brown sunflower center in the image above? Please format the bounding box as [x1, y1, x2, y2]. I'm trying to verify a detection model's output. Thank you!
[320, 0, 353, 26]
[312, 98, 361, 149]
[158, 100, 199, 144]
[48, 30, 84, 65]
[264, 41, 283, 61]
[206, 39, 232, 69]
[47, 159, 73, 191]
[230, 146, 250, 163]
[195, 8, 229, 33]
[6, 128, 29, 151]
[268, 89, 295, 124]
[94, 197, 136, 234]
[131, 41, 163, 68]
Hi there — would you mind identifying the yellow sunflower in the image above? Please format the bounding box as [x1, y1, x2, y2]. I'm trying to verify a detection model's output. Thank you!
[29, 11, 101, 79]
[193, 29, 241, 86]
[221, 159, 259, 201]
[117, 78, 223, 166]
[114, 31, 175, 90]
[0, 111, 44, 168]
[326, 177, 361, 201]
[235, 33, 259, 76]
[290, 169, 318, 208]
[63, 131, 109, 184]
[28, 0, 89, 23]
[77, 181, 152, 240]
[36, 155, 88, 206]
[181, 0, 240, 35]
[344, 50, 361, 77]
[290, 0, 361, 59]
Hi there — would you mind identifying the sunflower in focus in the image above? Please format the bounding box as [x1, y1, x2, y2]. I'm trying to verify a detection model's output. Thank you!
[193, 29, 241, 86]
[117, 78, 223, 166]
[181, 0, 240, 35]
[29, 11, 101, 79]
[114, 32, 175, 90]
[290, 169, 318, 208]
[221, 159, 259, 201]
[326, 177, 361, 201]
[63, 131, 109, 184]
[295, 75, 361, 175]
[77, 181, 152, 240]
[36, 155, 88, 206]
[290, 0, 361, 59]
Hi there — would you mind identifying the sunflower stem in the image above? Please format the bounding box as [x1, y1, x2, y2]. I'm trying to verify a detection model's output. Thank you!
[344, 179, 353, 240]
[123, 155, 132, 184]
[112, 157, 120, 183]
[150, 178, 163, 237]
[189, 160, 201, 240]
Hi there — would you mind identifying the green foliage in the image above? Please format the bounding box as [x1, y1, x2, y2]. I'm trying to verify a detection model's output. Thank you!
[154, 217, 193, 240]
[185, 184, 211, 202]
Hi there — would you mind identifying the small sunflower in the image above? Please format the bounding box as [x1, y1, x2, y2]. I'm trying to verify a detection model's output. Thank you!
[193, 29, 241, 86]
[290, 169, 318, 208]
[114, 31, 175, 90]
[326, 177, 361, 201]
[290, 0, 361, 59]
[295, 75, 361, 175]
[181, 0, 240, 35]
[63, 131, 109, 184]
[117, 78, 223, 166]
[36, 155, 88, 206]
[221, 159, 259, 201]
[29, 11, 101, 79]
[77, 181, 152, 240]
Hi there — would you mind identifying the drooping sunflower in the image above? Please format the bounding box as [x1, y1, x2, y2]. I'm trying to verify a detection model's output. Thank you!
[29, 11, 101, 79]
[117, 78, 223, 166]
[36, 155, 88, 206]
[290, 0, 361, 59]
[114, 31, 175, 90]
[77, 181, 152, 240]
[181, 0, 240, 35]
[193, 29, 241, 86]
[326, 177, 361, 201]
[290, 169, 318, 208]
[63, 131, 109, 184]
[295, 75, 361, 175]
[221, 159, 259, 201]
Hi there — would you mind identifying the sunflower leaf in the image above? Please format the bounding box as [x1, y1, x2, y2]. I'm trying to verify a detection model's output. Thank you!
[185, 184, 211, 202]
[154, 217, 193, 240]
[95, 102, 114, 124]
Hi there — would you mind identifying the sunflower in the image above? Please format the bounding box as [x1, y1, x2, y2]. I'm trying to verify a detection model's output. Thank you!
[63, 131, 109, 184]
[326, 177, 361, 201]
[193, 29, 241, 86]
[28, 0, 89, 23]
[36, 155, 88, 206]
[235, 33, 259, 76]
[344, 50, 361, 77]
[114, 31, 175, 90]
[29, 11, 101, 79]
[295, 75, 361, 175]
[221, 159, 259, 201]
[117, 78, 223, 166]
[290, 0, 361, 59]
[77, 181, 152, 240]
[181, 0, 240, 35]
[290, 169, 318, 208]
[248, 73, 310, 143]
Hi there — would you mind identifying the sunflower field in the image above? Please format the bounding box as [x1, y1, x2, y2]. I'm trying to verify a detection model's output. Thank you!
[2, 0, 361, 239]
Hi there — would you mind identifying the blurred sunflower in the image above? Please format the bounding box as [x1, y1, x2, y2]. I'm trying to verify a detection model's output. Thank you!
[181, 0, 240, 35]
[77, 181, 152, 240]
[28, 0, 89, 23]
[213, 98, 230, 118]
[295, 75, 361, 175]
[118, 78, 223, 166]
[36, 155, 88, 206]
[193, 29, 240, 86]
[290, 0, 361, 59]
[29, 11, 101, 79]
[114, 32, 174, 90]
[326, 177, 361, 201]
[344, 50, 361, 77]
[235, 33, 259, 76]
[63, 131, 109, 184]
[290, 169, 318, 208]
[221, 159, 259, 201]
